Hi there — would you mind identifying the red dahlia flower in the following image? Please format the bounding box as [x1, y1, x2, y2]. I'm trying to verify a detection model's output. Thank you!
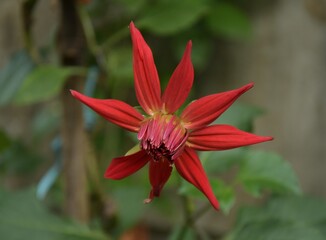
[71, 22, 272, 210]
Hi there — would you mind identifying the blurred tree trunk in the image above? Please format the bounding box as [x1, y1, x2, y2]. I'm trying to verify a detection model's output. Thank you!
[205, 0, 326, 197]
[199, 0, 326, 234]
[57, 0, 89, 223]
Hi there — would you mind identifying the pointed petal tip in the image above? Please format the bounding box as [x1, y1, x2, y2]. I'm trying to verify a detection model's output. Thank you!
[70, 89, 77, 97]
[70, 90, 84, 101]
[212, 199, 220, 211]
[264, 136, 274, 141]
[161, 40, 194, 113]
[129, 21, 137, 39]
[129, 19, 162, 114]
[175, 148, 220, 211]
[187, 40, 192, 48]
[244, 82, 254, 91]
[258, 135, 274, 143]
[143, 198, 152, 204]
[129, 21, 135, 29]
[181, 83, 256, 130]
[185, 40, 192, 56]
[203, 187, 220, 210]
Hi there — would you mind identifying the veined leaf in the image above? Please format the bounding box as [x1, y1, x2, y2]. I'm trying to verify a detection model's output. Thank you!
[237, 151, 302, 196]
[227, 196, 326, 240]
[179, 178, 235, 214]
[200, 148, 247, 174]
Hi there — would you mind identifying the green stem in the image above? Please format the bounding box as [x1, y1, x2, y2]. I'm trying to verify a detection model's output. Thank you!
[77, 5, 109, 74]
[175, 176, 194, 240]
[192, 202, 211, 220]
[178, 195, 193, 240]
[102, 27, 130, 50]
[21, 0, 40, 62]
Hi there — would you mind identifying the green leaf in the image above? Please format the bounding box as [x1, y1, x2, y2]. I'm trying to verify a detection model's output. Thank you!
[172, 30, 213, 71]
[31, 103, 60, 141]
[0, 188, 108, 240]
[111, 186, 147, 229]
[229, 223, 325, 240]
[179, 178, 235, 214]
[201, 148, 247, 174]
[106, 47, 133, 83]
[214, 102, 263, 132]
[214, 179, 235, 214]
[14, 65, 84, 105]
[112, 0, 147, 15]
[136, 0, 207, 35]
[227, 195, 326, 240]
[169, 225, 197, 240]
[0, 141, 43, 176]
[237, 151, 302, 196]
[0, 50, 35, 106]
[0, 130, 11, 153]
[206, 2, 252, 40]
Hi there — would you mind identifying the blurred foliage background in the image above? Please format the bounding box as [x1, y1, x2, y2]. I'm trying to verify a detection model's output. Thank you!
[0, 0, 326, 239]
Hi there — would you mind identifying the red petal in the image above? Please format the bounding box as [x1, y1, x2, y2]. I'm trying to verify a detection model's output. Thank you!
[130, 22, 161, 115]
[188, 124, 273, 151]
[104, 150, 150, 179]
[162, 41, 194, 113]
[181, 83, 254, 130]
[71, 90, 143, 132]
[147, 159, 173, 202]
[175, 147, 219, 210]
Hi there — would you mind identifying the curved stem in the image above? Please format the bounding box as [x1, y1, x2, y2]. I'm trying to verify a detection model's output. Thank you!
[102, 27, 129, 50]
[176, 194, 194, 240]
[192, 202, 211, 220]
[77, 5, 108, 75]
[21, 0, 40, 62]
[176, 179, 214, 239]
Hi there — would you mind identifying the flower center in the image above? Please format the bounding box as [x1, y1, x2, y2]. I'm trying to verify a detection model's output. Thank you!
[138, 114, 188, 162]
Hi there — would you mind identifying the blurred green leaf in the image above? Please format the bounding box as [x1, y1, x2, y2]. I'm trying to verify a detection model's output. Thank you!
[0, 188, 107, 240]
[228, 223, 325, 240]
[237, 151, 302, 196]
[31, 103, 60, 141]
[173, 31, 213, 72]
[214, 179, 235, 214]
[179, 178, 235, 214]
[169, 225, 197, 240]
[215, 102, 263, 132]
[227, 196, 326, 240]
[111, 185, 147, 229]
[0, 50, 35, 106]
[136, 0, 207, 35]
[107, 47, 133, 83]
[14, 65, 84, 105]
[0, 130, 11, 153]
[113, 0, 147, 15]
[206, 2, 252, 40]
[0, 141, 43, 176]
[201, 148, 247, 174]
